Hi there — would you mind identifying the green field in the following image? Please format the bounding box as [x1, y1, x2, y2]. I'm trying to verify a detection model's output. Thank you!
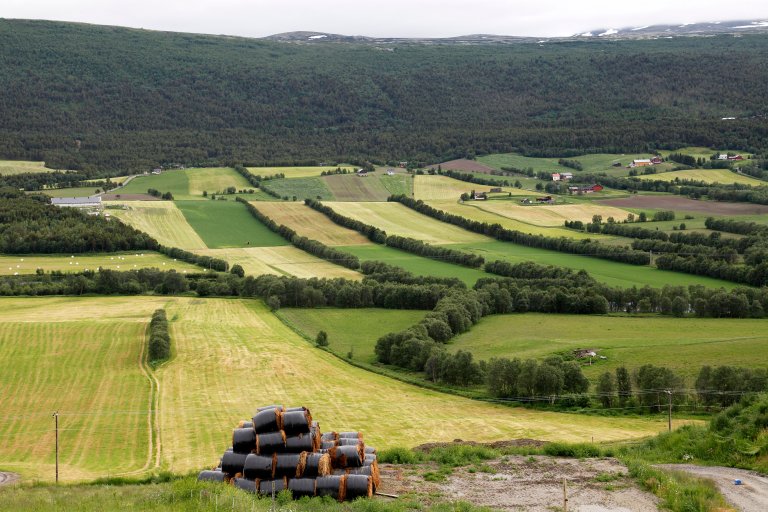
[0, 297, 669, 481]
[41, 187, 104, 197]
[0, 160, 53, 175]
[639, 168, 765, 186]
[118, 170, 191, 198]
[447, 313, 768, 382]
[261, 177, 335, 200]
[175, 200, 288, 248]
[453, 241, 738, 289]
[247, 165, 355, 178]
[340, 244, 489, 286]
[0, 251, 199, 275]
[185, 167, 253, 197]
[278, 308, 426, 363]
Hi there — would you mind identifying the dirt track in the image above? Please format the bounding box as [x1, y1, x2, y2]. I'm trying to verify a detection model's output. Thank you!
[0, 472, 19, 486]
[656, 464, 768, 512]
[380, 455, 658, 511]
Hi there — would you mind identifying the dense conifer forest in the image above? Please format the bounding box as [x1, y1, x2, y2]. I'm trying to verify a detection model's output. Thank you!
[2, 20, 768, 173]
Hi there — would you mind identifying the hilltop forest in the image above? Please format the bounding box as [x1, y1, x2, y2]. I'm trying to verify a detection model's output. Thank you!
[2, 20, 768, 173]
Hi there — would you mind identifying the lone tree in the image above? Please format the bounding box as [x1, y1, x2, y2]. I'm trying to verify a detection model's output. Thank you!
[316, 330, 329, 347]
[230, 264, 245, 277]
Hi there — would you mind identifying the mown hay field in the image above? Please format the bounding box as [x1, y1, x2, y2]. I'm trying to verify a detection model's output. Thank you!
[447, 313, 768, 382]
[425, 200, 596, 239]
[261, 177, 335, 201]
[340, 244, 488, 286]
[0, 297, 671, 481]
[185, 167, 253, 197]
[175, 200, 288, 248]
[638, 168, 765, 186]
[192, 247, 362, 280]
[323, 173, 392, 201]
[413, 175, 528, 201]
[453, 241, 738, 289]
[105, 201, 207, 250]
[473, 201, 632, 227]
[0, 160, 52, 175]
[117, 169, 192, 199]
[250, 203, 372, 246]
[247, 166, 355, 178]
[0, 252, 199, 275]
[325, 202, 486, 244]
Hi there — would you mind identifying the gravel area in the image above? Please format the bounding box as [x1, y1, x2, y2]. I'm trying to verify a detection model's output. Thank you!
[656, 464, 768, 512]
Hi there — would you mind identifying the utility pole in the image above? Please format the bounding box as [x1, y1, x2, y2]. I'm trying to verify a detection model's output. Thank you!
[664, 390, 672, 432]
[52, 411, 59, 483]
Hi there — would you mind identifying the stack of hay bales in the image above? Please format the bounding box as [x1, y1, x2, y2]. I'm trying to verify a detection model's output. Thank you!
[198, 405, 380, 501]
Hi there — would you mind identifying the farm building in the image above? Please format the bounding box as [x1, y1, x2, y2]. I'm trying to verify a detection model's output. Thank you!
[535, 195, 554, 203]
[568, 185, 603, 194]
[552, 172, 573, 181]
[630, 159, 652, 167]
[729, 155, 744, 161]
[650, 156, 663, 164]
[50, 196, 102, 209]
[356, 169, 368, 177]
[473, 192, 487, 200]
[386, 169, 395, 175]
[552, 173, 561, 181]
[489, 187, 502, 193]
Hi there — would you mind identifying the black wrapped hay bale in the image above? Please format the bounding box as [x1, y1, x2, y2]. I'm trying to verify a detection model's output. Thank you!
[338, 431, 362, 440]
[256, 431, 286, 454]
[253, 408, 282, 433]
[232, 428, 256, 453]
[321, 440, 336, 450]
[330, 444, 364, 468]
[243, 453, 275, 480]
[348, 461, 380, 489]
[364, 453, 376, 466]
[299, 452, 331, 477]
[274, 453, 302, 478]
[338, 438, 363, 447]
[316, 475, 346, 502]
[321, 431, 338, 442]
[221, 451, 248, 476]
[285, 433, 314, 453]
[256, 405, 283, 412]
[344, 474, 373, 500]
[237, 420, 254, 429]
[258, 477, 287, 496]
[288, 478, 316, 498]
[282, 409, 312, 435]
[198, 470, 226, 482]
[234, 477, 258, 493]
[364, 446, 376, 455]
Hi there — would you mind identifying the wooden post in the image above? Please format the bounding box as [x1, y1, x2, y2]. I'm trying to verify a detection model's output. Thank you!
[52, 411, 59, 483]
[563, 477, 568, 512]
[666, 390, 673, 432]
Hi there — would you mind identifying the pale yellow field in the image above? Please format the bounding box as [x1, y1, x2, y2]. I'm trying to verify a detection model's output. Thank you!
[473, 201, 632, 227]
[84, 175, 132, 185]
[325, 202, 486, 244]
[0, 160, 52, 175]
[638, 168, 765, 186]
[0, 296, 672, 481]
[193, 247, 362, 280]
[426, 200, 597, 239]
[247, 166, 356, 178]
[0, 252, 199, 275]
[414, 175, 534, 201]
[250, 202, 372, 246]
[105, 201, 207, 250]
[186, 167, 253, 197]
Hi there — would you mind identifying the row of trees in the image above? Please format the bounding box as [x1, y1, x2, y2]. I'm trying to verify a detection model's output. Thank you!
[147, 309, 170, 363]
[389, 195, 651, 265]
[655, 254, 768, 288]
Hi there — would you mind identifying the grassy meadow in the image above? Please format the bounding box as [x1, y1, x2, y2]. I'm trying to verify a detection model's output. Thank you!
[118, 170, 191, 199]
[191, 247, 362, 280]
[414, 175, 526, 200]
[41, 186, 104, 197]
[250, 202, 371, 246]
[105, 201, 207, 250]
[0, 160, 52, 175]
[0, 297, 672, 481]
[447, 313, 768, 382]
[0, 252, 199, 275]
[175, 200, 288, 248]
[639, 168, 765, 186]
[247, 165, 355, 178]
[261, 177, 334, 200]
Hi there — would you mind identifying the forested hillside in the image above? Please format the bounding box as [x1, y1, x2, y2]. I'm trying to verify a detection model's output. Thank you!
[2, 19, 768, 173]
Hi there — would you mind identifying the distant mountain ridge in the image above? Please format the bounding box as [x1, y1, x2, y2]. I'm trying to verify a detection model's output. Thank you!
[576, 19, 768, 39]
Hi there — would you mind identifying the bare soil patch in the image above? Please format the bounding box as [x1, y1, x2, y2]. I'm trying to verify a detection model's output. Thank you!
[597, 195, 768, 215]
[101, 193, 161, 201]
[656, 464, 768, 512]
[428, 159, 497, 174]
[0, 472, 19, 486]
[379, 455, 658, 511]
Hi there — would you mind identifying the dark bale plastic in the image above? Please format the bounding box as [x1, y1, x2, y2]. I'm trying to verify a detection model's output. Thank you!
[282, 410, 311, 435]
[321, 432, 338, 442]
[258, 478, 287, 496]
[232, 428, 256, 453]
[257, 431, 286, 454]
[198, 470, 225, 482]
[331, 445, 364, 468]
[321, 440, 336, 450]
[239, 421, 254, 429]
[221, 451, 249, 475]
[256, 404, 283, 412]
[288, 478, 316, 498]
[243, 453, 274, 480]
[253, 408, 281, 433]
[338, 438, 363, 447]
[345, 474, 373, 500]
[316, 475, 344, 501]
[364, 453, 376, 465]
[364, 446, 376, 454]
[302, 452, 331, 477]
[338, 431, 362, 440]
[234, 477, 258, 493]
[274, 453, 302, 478]
[285, 433, 313, 453]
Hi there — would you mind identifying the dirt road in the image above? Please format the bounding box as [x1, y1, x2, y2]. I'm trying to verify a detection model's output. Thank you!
[0, 472, 19, 486]
[657, 464, 768, 512]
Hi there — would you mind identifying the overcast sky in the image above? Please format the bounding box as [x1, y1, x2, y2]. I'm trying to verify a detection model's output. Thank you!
[2, 0, 768, 38]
